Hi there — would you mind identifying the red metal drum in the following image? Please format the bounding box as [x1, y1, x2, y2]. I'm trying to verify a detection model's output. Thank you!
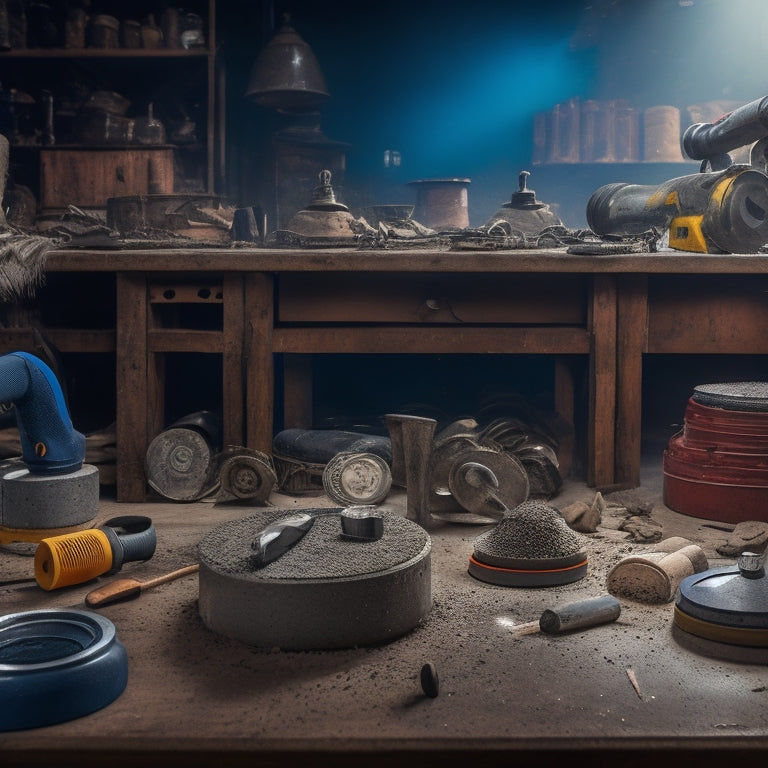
[663, 383, 768, 523]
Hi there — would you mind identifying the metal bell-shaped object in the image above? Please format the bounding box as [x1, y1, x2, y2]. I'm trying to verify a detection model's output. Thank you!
[245, 14, 329, 113]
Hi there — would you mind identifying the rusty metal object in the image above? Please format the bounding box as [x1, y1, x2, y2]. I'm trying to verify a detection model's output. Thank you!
[482, 170, 562, 234]
[274, 170, 360, 245]
[408, 178, 471, 230]
[106, 194, 235, 243]
[385, 413, 438, 529]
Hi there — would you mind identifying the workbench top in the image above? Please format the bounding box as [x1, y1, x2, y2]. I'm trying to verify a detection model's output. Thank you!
[45, 245, 768, 274]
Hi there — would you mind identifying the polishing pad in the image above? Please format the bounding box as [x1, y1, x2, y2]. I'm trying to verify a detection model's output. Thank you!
[198, 508, 431, 650]
[468, 500, 588, 586]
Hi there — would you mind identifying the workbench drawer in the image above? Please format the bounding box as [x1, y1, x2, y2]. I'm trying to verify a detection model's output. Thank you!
[278, 273, 588, 324]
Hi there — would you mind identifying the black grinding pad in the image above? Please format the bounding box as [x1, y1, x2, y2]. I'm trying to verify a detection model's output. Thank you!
[692, 382, 768, 412]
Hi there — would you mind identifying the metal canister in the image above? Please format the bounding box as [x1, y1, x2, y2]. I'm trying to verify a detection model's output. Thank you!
[408, 178, 471, 230]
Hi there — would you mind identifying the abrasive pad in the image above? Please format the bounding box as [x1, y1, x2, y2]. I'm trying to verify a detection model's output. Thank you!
[198, 508, 431, 650]
[468, 500, 588, 586]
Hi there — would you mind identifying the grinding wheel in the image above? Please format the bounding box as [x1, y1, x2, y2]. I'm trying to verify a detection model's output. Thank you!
[198, 508, 431, 650]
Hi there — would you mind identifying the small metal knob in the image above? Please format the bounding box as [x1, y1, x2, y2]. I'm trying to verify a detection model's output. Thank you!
[738, 551, 765, 578]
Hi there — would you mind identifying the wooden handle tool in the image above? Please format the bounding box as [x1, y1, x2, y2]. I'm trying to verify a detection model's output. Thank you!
[85, 564, 199, 607]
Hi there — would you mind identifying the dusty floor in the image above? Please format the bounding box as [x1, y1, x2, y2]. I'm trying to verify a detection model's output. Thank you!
[3, 441, 768, 766]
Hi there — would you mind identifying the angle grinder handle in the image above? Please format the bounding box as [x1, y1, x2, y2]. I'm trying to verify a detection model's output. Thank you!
[100, 516, 157, 574]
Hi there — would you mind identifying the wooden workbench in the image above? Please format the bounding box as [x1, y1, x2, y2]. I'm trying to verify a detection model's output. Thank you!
[6, 245, 768, 500]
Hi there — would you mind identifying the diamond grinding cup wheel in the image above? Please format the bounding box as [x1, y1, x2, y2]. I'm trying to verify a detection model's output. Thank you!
[198, 508, 431, 650]
[0, 609, 128, 731]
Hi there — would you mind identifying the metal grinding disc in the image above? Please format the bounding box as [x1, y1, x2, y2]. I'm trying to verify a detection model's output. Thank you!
[674, 553, 768, 647]
[145, 427, 219, 501]
[468, 499, 587, 587]
[447, 447, 529, 517]
[322, 452, 392, 506]
[218, 448, 277, 502]
[0, 609, 128, 731]
[198, 508, 431, 650]
[691, 382, 768, 411]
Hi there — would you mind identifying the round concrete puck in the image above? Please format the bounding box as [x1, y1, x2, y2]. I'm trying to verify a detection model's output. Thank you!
[420, 662, 439, 698]
[0, 463, 100, 541]
[198, 509, 431, 650]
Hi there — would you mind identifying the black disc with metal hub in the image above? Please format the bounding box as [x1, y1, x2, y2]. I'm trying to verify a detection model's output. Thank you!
[674, 553, 768, 647]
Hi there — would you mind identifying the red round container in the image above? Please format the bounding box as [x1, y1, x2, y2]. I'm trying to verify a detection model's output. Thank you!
[663, 397, 768, 523]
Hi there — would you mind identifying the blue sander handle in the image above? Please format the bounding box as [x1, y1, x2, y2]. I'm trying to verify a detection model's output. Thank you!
[0, 351, 85, 475]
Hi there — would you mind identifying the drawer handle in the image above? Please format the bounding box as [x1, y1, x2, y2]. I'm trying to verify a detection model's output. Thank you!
[425, 299, 442, 311]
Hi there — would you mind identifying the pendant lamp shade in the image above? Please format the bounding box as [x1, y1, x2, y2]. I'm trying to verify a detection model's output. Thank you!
[245, 15, 329, 113]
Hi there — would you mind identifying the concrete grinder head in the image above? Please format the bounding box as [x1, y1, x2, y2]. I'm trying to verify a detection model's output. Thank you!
[468, 499, 588, 586]
[198, 508, 431, 650]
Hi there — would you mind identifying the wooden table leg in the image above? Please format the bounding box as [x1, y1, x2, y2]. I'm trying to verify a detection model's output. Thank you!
[221, 274, 245, 448]
[588, 275, 617, 488]
[244, 272, 274, 454]
[615, 275, 649, 488]
[116, 272, 149, 502]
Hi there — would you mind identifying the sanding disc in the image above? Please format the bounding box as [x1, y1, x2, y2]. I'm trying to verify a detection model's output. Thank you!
[198, 508, 431, 650]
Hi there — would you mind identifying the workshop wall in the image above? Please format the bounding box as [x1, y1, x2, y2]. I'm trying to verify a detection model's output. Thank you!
[221, 0, 768, 227]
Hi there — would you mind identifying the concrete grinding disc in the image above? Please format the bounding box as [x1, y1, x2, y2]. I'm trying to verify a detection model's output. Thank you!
[198, 508, 431, 650]
[468, 499, 588, 587]
[691, 382, 768, 411]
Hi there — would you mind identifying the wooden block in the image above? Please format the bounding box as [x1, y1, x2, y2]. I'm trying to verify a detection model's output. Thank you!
[40, 147, 174, 210]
